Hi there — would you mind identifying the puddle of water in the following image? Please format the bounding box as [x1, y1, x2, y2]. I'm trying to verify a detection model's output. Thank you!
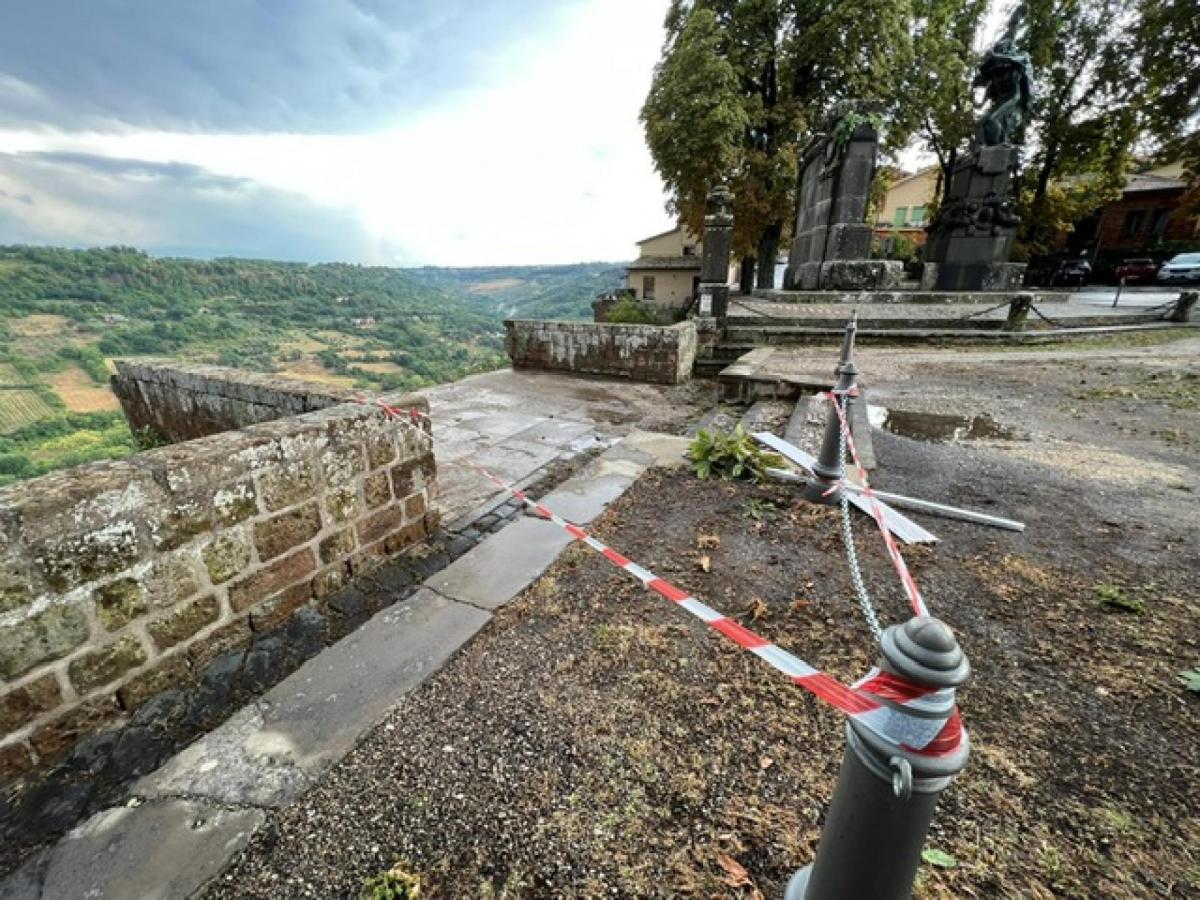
[867, 405, 1021, 442]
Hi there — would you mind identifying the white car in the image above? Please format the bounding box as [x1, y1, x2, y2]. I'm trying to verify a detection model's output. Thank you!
[1157, 252, 1200, 284]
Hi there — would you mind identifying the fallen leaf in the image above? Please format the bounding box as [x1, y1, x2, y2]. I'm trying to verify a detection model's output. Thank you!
[697, 533, 721, 549]
[790, 597, 810, 614]
[715, 852, 751, 887]
[922, 848, 958, 869]
[759, 756, 774, 770]
[747, 597, 769, 621]
[698, 555, 712, 573]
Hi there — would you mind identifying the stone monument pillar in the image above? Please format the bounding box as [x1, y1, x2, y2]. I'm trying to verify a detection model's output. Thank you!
[783, 107, 901, 292]
[698, 185, 734, 321]
[922, 4, 1033, 292]
[921, 146, 1026, 291]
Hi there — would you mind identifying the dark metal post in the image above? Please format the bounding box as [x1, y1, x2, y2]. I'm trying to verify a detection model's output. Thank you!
[785, 617, 971, 900]
[1168, 290, 1197, 323]
[1003, 292, 1033, 331]
[802, 314, 858, 504]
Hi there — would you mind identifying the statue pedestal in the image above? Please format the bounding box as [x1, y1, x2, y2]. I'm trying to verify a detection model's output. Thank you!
[924, 145, 1021, 291]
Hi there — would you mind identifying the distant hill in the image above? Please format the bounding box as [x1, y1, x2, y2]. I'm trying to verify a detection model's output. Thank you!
[404, 263, 626, 320]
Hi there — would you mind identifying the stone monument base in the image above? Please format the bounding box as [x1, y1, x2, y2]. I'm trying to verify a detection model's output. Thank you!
[920, 262, 1026, 292]
[788, 260, 903, 291]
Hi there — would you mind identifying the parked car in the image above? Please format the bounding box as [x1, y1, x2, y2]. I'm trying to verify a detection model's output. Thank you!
[1052, 257, 1091, 288]
[1114, 258, 1159, 284]
[1157, 252, 1200, 285]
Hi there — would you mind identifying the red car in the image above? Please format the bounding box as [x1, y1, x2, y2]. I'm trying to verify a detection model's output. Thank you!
[1114, 258, 1159, 284]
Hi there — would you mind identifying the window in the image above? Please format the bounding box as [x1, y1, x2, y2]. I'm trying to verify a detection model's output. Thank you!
[642, 275, 656, 300]
[1149, 209, 1170, 237]
[682, 244, 697, 256]
[910, 206, 926, 224]
[1121, 209, 1146, 236]
[894, 207, 908, 227]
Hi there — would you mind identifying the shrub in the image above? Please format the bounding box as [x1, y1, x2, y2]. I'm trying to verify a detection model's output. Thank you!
[687, 425, 784, 483]
[605, 298, 658, 325]
[361, 862, 422, 900]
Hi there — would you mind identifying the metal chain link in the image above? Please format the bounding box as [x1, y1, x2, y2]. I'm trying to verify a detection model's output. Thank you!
[835, 392, 884, 645]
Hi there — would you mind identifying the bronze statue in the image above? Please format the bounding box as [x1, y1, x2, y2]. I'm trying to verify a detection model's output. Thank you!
[974, 3, 1034, 146]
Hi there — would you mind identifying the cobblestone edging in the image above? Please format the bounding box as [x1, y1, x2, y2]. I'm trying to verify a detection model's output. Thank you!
[504, 319, 697, 385]
[0, 365, 440, 861]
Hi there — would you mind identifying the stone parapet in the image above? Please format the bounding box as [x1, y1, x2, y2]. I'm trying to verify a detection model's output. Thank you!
[0, 366, 438, 788]
[505, 320, 696, 385]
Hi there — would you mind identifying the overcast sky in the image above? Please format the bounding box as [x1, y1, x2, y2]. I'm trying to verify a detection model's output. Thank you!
[0, 0, 674, 265]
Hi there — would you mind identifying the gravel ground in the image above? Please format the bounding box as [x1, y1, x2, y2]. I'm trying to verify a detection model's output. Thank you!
[207, 334, 1199, 899]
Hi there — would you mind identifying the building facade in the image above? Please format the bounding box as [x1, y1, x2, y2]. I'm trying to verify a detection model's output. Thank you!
[874, 166, 939, 250]
[625, 226, 704, 310]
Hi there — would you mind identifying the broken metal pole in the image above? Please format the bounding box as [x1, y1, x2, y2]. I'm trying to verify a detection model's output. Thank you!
[802, 313, 858, 505]
[766, 468, 1025, 533]
[785, 617, 971, 900]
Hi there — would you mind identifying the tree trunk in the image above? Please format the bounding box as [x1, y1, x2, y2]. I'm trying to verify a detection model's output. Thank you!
[739, 256, 756, 294]
[755, 221, 783, 288]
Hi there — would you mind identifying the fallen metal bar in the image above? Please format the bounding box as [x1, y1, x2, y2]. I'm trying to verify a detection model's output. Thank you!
[756, 434, 939, 545]
[764, 467, 1025, 533]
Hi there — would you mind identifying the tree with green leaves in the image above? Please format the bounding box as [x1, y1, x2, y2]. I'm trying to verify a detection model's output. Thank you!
[642, 0, 914, 290]
[891, 0, 987, 209]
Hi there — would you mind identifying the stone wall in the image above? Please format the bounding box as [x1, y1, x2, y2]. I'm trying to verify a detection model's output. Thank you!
[0, 376, 438, 791]
[504, 319, 696, 385]
[112, 360, 361, 443]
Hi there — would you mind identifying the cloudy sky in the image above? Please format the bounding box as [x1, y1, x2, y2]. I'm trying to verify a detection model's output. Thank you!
[0, 0, 674, 265]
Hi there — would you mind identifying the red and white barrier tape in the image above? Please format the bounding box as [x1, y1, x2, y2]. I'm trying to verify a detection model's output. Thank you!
[359, 395, 960, 756]
[821, 389, 929, 619]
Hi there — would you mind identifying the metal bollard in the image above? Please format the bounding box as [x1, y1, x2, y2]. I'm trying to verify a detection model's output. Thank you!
[802, 314, 859, 504]
[785, 617, 971, 900]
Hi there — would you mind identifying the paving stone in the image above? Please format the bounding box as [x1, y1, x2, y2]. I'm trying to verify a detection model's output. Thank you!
[427, 516, 574, 610]
[40, 799, 264, 900]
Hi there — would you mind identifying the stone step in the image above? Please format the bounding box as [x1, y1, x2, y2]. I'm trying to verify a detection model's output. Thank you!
[685, 405, 739, 437]
[739, 399, 795, 437]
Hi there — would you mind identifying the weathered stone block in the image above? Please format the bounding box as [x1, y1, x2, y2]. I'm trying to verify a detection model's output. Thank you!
[0, 673, 63, 732]
[325, 483, 362, 524]
[312, 564, 349, 599]
[403, 492, 427, 521]
[228, 548, 316, 613]
[148, 594, 220, 651]
[257, 461, 319, 512]
[357, 507, 404, 547]
[69, 634, 148, 693]
[93, 577, 147, 631]
[389, 459, 425, 499]
[383, 520, 428, 554]
[321, 444, 366, 486]
[0, 605, 90, 680]
[254, 502, 322, 561]
[116, 653, 190, 711]
[363, 471, 392, 509]
[249, 581, 313, 632]
[185, 618, 251, 672]
[145, 556, 201, 609]
[319, 527, 357, 566]
[35, 521, 140, 592]
[201, 529, 252, 584]
[0, 557, 35, 615]
[366, 431, 398, 470]
[153, 496, 213, 551]
[31, 696, 122, 760]
[0, 741, 34, 778]
[213, 480, 258, 526]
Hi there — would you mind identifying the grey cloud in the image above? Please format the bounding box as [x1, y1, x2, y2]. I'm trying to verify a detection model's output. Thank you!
[0, 151, 409, 263]
[0, 0, 583, 133]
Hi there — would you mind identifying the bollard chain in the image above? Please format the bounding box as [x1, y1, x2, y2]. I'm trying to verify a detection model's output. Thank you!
[835, 392, 884, 645]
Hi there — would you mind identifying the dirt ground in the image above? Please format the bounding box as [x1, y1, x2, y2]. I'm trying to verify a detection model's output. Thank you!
[208, 334, 1199, 899]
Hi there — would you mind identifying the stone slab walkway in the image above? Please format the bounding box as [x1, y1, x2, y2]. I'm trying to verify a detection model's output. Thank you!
[3, 432, 689, 900]
[420, 369, 706, 526]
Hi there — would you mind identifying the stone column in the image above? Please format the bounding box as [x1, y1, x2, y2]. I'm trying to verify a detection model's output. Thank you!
[698, 185, 734, 322]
